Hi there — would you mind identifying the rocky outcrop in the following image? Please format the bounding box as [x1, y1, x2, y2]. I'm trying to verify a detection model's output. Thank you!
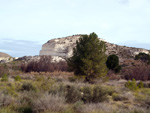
[40, 35, 150, 60]
[40, 35, 81, 58]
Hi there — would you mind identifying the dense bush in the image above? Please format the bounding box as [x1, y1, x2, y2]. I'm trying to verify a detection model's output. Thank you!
[65, 85, 82, 103]
[21, 56, 68, 72]
[121, 65, 150, 81]
[106, 54, 121, 73]
[82, 86, 93, 103]
[125, 79, 138, 91]
[92, 86, 108, 103]
[49, 83, 66, 96]
[65, 85, 108, 104]
[125, 79, 144, 90]
[21, 83, 36, 91]
[14, 75, 21, 81]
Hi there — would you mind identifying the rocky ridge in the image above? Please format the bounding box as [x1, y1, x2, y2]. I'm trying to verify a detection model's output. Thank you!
[40, 35, 150, 61]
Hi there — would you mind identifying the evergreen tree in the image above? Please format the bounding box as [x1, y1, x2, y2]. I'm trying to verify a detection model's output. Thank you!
[67, 32, 107, 81]
[106, 54, 121, 73]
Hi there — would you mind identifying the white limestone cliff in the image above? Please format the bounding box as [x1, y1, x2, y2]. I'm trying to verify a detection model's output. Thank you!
[40, 35, 150, 60]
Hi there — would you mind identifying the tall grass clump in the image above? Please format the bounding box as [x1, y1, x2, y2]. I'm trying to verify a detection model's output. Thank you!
[31, 93, 66, 113]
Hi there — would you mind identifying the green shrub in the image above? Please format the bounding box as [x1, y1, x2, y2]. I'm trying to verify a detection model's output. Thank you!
[92, 86, 108, 103]
[125, 80, 144, 90]
[65, 85, 108, 104]
[2, 86, 17, 96]
[1, 74, 8, 82]
[103, 86, 115, 96]
[65, 85, 82, 103]
[49, 83, 66, 96]
[82, 86, 93, 103]
[112, 93, 128, 101]
[35, 77, 55, 91]
[81, 85, 108, 103]
[125, 79, 138, 91]
[14, 75, 21, 82]
[106, 54, 121, 73]
[21, 83, 36, 91]
[137, 81, 144, 88]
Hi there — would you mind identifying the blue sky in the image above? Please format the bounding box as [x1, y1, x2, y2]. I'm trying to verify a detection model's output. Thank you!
[0, 0, 150, 57]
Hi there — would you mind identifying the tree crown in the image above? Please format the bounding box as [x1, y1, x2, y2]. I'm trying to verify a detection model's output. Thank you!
[67, 32, 107, 80]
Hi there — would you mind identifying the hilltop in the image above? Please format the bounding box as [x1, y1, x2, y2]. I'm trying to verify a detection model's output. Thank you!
[40, 35, 150, 61]
[0, 52, 11, 58]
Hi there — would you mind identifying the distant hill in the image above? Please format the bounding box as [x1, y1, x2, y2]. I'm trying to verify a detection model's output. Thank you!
[0, 52, 11, 57]
[40, 35, 150, 61]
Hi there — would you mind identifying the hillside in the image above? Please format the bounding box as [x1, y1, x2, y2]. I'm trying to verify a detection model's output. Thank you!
[0, 52, 11, 57]
[40, 35, 150, 60]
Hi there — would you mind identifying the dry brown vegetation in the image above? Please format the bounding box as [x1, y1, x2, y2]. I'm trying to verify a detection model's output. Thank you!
[0, 72, 150, 113]
[0, 56, 150, 113]
[21, 56, 68, 72]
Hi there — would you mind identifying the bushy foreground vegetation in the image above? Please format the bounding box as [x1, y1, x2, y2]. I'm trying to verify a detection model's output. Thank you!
[0, 73, 150, 113]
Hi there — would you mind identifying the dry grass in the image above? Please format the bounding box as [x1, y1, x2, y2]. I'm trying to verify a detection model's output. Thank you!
[0, 70, 150, 113]
[31, 93, 66, 113]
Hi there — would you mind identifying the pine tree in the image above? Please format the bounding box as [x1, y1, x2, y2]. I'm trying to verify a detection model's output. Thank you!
[67, 32, 107, 81]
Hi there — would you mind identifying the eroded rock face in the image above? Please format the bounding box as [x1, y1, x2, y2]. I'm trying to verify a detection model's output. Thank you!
[40, 35, 81, 58]
[40, 35, 150, 60]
